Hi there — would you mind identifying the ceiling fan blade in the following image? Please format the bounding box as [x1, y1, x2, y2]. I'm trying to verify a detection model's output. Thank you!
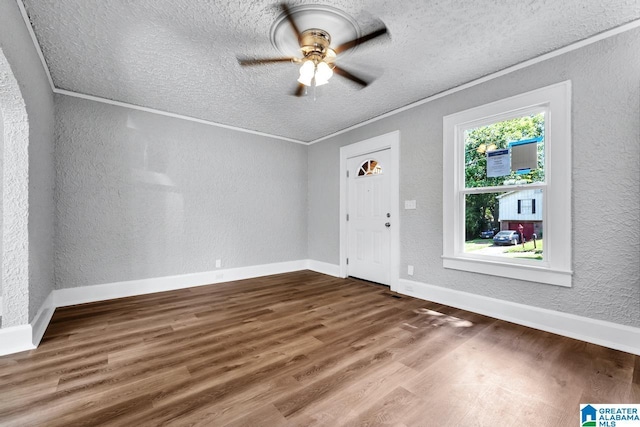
[294, 83, 306, 97]
[334, 27, 388, 54]
[281, 3, 302, 43]
[333, 66, 369, 87]
[238, 57, 295, 66]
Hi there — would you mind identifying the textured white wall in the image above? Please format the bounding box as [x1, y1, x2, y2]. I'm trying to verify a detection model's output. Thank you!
[308, 28, 640, 328]
[55, 95, 308, 289]
[0, 109, 3, 300]
[0, 46, 29, 328]
[0, 1, 56, 325]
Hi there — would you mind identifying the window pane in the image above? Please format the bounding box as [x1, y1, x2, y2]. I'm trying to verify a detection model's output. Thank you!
[465, 190, 544, 261]
[464, 113, 545, 188]
[357, 159, 382, 176]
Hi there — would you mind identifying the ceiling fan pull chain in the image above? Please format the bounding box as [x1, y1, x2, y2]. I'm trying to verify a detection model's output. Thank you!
[312, 77, 317, 101]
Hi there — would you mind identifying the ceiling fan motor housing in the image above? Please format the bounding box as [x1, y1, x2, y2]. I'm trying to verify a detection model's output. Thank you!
[256, 4, 383, 93]
[300, 29, 335, 63]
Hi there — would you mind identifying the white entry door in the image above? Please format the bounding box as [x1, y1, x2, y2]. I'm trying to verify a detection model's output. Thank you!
[347, 148, 391, 285]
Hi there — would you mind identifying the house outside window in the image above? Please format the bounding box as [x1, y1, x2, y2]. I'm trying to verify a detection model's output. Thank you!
[442, 81, 572, 287]
[502, 189, 543, 239]
[517, 198, 535, 215]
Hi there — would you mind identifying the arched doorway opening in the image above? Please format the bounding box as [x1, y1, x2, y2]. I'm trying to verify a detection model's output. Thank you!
[0, 105, 3, 325]
[0, 46, 30, 329]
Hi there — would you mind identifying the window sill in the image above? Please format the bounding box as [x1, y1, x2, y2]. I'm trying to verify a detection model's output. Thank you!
[442, 256, 572, 287]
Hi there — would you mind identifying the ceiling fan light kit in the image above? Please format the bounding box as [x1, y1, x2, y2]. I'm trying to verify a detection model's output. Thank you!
[297, 59, 333, 87]
[296, 29, 335, 87]
[238, 3, 388, 97]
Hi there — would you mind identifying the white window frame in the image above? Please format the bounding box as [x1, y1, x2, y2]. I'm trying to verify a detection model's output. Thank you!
[443, 81, 572, 287]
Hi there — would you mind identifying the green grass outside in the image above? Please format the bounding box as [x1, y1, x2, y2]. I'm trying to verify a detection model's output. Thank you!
[463, 238, 544, 260]
[506, 238, 543, 260]
[505, 239, 543, 253]
[514, 255, 544, 260]
[464, 238, 494, 252]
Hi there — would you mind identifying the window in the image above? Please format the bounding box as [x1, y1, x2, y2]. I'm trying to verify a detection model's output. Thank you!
[443, 81, 572, 287]
[518, 199, 535, 215]
[358, 159, 382, 176]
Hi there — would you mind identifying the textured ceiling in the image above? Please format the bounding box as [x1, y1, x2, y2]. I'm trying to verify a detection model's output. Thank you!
[21, 0, 640, 142]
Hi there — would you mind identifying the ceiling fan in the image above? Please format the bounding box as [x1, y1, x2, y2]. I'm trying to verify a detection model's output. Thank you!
[238, 3, 388, 96]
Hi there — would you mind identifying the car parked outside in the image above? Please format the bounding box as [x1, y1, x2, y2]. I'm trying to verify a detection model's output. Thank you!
[480, 230, 495, 239]
[493, 230, 520, 245]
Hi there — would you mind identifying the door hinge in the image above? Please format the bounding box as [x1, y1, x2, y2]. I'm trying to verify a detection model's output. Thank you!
[346, 213, 349, 221]
[346, 170, 349, 178]
[346, 258, 349, 265]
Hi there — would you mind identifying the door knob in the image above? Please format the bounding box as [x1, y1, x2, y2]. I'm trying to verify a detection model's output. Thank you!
[385, 222, 391, 228]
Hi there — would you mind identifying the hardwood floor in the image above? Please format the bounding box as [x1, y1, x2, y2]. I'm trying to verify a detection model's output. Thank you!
[0, 270, 638, 426]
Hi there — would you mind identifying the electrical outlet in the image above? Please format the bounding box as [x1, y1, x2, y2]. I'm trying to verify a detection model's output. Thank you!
[215, 259, 221, 268]
[407, 265, 414, 276]
[404, 200, 417, 210]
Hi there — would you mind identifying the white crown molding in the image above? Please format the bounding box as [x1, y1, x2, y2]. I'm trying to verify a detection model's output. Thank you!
[18, 0, 300, 147]
[16, 0, 640, 146]
[52, 89, 308, 145]
[308, 19, 640, 144]
[399, 278, 640, 356]
[16, 0, 54, 91]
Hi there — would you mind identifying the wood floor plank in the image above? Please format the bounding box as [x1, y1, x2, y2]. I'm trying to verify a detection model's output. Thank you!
[117, 336, 323, 426]
[0, 270, 637, 427]
[341, 386, 424, 427]
[223, 403, 289, 427]
[283, 361, 416, 427]
[631, 356, 640, 402]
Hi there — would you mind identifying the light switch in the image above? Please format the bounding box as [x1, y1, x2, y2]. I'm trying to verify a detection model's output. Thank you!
[404, 200, 417, 209]
[408, 265, 414, 275]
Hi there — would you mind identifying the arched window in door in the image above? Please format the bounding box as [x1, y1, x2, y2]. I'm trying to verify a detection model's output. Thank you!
[357, 159, 382, 176]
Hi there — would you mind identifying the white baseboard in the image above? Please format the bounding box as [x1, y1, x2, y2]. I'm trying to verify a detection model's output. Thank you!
[399, 278, 640, 356]
[306, 260, 341, 277]
[4, 263, 637, 357]
[55, 260, 308, 307]
[0, 325, 35, 356]
[31, 291, 56, 347]
[0, 290, 56, 356]
[1, 260, 312, 356]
